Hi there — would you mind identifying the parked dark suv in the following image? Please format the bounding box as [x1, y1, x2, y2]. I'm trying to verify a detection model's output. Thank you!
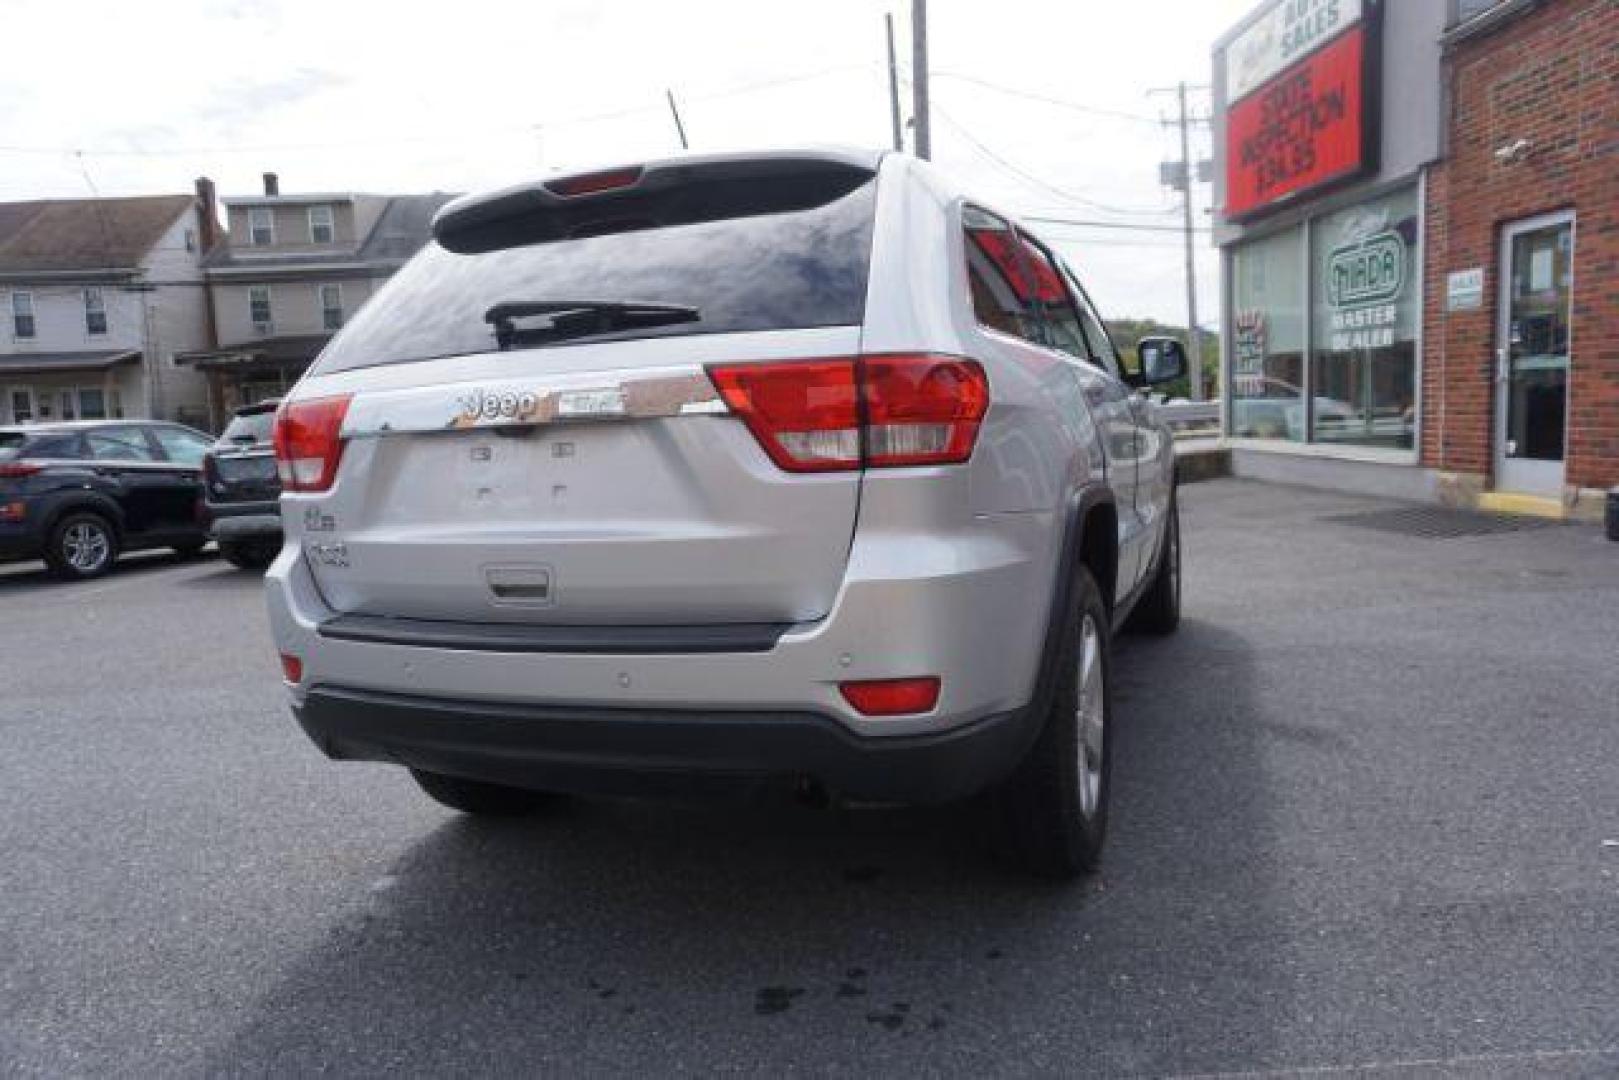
[0, 420, 214, 580]
[202, 400, 282, 570]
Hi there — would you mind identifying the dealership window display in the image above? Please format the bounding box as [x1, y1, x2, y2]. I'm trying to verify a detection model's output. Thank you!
[1229, 186, 1420, 450]
[1230, 225, 1307, 441]
[1309, 187, 1419, 449]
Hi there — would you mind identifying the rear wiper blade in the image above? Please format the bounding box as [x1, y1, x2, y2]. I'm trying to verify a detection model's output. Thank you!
[484, 300, 700, 349]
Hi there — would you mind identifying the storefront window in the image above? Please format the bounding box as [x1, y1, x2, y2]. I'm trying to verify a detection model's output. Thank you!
[1230, 225, 1306, 440]
[1309, 187, 1419, 449]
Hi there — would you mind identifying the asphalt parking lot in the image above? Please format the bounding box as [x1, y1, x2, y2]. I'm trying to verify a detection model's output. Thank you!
[1, 478, 1615, 1077]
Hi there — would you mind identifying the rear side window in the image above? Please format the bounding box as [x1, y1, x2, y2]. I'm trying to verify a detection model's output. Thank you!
[310, 170, 878, 375]
[87, 428, 156, 462]
[963, 210, 1087, 358]
[152, 427, 211, 466]
[22, 433, 87, 459]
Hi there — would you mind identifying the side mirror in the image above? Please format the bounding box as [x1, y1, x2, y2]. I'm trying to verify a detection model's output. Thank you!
[1136, 336, 1188, 387]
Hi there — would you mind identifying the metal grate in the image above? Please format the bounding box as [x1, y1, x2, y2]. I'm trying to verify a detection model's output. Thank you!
[1323, 506, 1560, 539]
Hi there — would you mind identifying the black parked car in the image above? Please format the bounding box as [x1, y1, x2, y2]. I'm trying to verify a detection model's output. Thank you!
[202, 400, 282, 570]
[0, 420, 214, 580]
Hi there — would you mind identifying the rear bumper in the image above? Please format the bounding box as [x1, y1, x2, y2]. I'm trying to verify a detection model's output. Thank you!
[294, 685, 1039, 804]
[205, 501, 281, 541]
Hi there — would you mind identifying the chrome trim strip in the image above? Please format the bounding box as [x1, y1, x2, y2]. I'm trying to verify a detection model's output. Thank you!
[340, 366, 725, 437]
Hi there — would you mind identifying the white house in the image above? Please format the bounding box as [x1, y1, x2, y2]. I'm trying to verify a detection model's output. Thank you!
[0, 182, 218, 429]
[180, 172, 453, 424]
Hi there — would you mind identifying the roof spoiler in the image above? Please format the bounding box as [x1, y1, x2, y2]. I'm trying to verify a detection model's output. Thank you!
[432, 150, 881, 255]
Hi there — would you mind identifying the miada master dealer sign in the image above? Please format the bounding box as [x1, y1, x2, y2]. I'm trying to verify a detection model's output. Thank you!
[1224, 0, 1381, 219]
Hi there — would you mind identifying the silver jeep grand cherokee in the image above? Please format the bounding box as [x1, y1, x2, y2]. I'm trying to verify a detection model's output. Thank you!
[267, 149, 1184, 878]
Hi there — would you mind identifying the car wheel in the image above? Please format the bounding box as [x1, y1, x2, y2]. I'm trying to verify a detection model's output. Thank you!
[994, 565, 1112, 879]
[43, 511, 120, 581]
[221, 539, 276, 571]
[1126, 492, 1181, 636]
[410, 769, 558, 816]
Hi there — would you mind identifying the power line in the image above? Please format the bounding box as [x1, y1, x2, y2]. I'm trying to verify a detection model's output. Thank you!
[1024, 214, 1209, 235]
[929, 103, 1175, 219]
[930, 71, 1163, 126]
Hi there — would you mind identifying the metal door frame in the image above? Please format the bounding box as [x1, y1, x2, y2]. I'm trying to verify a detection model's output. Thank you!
[1495, 210, 1575, 497]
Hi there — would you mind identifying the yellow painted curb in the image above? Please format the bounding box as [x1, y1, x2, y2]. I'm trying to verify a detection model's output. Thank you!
[1477, 492, 1565, 520]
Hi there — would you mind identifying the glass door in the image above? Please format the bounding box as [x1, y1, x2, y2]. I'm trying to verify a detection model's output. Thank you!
[1495, 213, 1574, 496]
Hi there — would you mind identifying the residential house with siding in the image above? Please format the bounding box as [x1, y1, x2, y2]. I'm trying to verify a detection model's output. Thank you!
[181, 173, 453, 425]
[0, 185, 217, 428]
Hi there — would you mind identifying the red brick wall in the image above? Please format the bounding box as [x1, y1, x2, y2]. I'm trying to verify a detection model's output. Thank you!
[1422, 0, 1619, 492]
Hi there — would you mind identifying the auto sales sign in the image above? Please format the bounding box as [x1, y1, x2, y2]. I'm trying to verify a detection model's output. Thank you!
[1224, 0, 1380, 218]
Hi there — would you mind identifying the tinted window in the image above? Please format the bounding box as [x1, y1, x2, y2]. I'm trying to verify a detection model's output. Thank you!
[310, 176, 878, 375]
[0, 432, 26, 459]
[152, 427, 211, 466]
[23, 433, 87, 459]
[1014, 234, 1088, 360]
[88, 428, 156, 462]
[1060, 263, 1125, 378]
[964, 207, 1042, 342]
[219, 410, 275, 446]
[963, 210, 1087, 358]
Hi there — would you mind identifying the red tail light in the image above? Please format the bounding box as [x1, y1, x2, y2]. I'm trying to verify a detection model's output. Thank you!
[707, 355, 987, 473]
[707, 360, 861, 472]
[545, 166, 644, 198]
[272, 395, 352, 493]
[0, 462, 43, 479]
[840, 677, 941, 716]
[279, 653, 304, 684]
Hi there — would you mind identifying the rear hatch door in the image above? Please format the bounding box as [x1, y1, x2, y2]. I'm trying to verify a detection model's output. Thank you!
[294, 152, 879, 627]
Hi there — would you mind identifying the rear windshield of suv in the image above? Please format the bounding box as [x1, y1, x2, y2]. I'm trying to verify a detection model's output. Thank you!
[309, 173, 878, 376]
[219, 410, 275, 446]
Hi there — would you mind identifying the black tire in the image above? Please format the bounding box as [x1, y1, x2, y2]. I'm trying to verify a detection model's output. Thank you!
[220, 539, 276, 571]
[410, 769, 556, 817]
[1127, 492, 1181, 636]
[43, 511, 120, 581]
[994, 565, 1113, 879]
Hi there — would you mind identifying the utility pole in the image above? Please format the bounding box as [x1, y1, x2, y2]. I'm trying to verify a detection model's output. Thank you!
[885, 13, 904, 152]
[910, 0, 931, 160]
[666, 89, 689, 151]
[1155, 82, 1209, 400]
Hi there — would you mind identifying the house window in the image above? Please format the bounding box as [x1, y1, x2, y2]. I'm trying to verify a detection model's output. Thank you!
[308, 205, 335, 245]
[78, 387, 107, 420]
[9, 389, 33, 422]
[319, 283, 343, 330]
[84, 287, 108, 335]
[249, 206, 274, 246]
[12, 292, 35, 339]
[249, 286, 273, 329]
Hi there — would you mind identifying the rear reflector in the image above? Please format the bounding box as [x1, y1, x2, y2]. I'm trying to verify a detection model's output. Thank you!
[840, 677, 941, 717]
[707, 354, 987, 473]
[0, 462, 43, 478]
[545, 166, 644, 198]
[279, 653, 303, 684]
[272, 394, 352, 493]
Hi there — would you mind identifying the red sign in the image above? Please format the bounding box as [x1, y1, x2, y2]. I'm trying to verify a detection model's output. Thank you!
[1225, 26, 1369, 218]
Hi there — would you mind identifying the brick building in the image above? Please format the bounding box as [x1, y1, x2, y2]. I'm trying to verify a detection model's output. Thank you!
[1211, 0, 1617, 519]
[1423, 0, 1617, 514]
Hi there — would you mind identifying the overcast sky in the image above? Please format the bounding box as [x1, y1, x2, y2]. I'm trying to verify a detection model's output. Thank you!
[0, 0, 1254, 325]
